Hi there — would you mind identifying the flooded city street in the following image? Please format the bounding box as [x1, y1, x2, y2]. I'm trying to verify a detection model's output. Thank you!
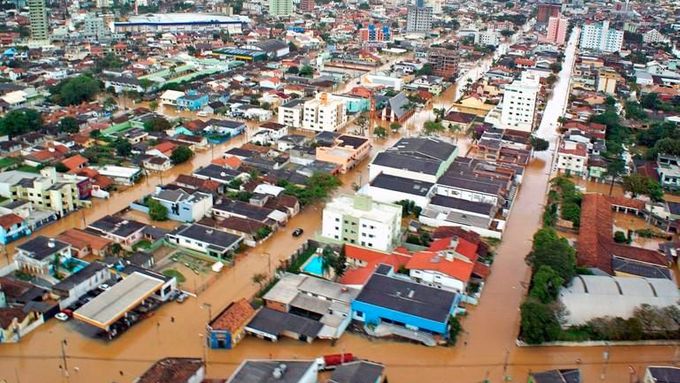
[1, 31, 678, 383]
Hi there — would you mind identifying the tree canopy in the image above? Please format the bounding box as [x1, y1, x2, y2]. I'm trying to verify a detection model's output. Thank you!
[50, 75, 101, 106]
[148, 198, 169, 221]
[170, 145, 194, 164]
[527, 228, 576, 283]
[0, 108, 42, 137]
[143, 116, 172, 132]
[58, 117, 79, 134]
[520, 300, 561, 344]
[622, 174, 664, 201]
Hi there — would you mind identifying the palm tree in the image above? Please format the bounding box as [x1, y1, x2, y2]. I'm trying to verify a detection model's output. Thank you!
[448, 124, 463, 143]
[321, 246, 336, 277]
[605, 157, 626, 196]
[252, 272, 267, 289]
[433, 107, 446, 122]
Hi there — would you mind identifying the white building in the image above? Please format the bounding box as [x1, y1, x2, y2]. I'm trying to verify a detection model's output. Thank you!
[321, 195, 402, 252]
[160, 90, 185, 106]
[556, 140, 588, 177]
[277, 99, 305, 129]
[499, 72, 540, 132]
[478, 31, 500, 47]
[114, 13, 249, 34]
[642, 29, 670, 44]
[302, 93, 346, 132]
[580, 20, 624, 53]
[406, 5, 433, 33]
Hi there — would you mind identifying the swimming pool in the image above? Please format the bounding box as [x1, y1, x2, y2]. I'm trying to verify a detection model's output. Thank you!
[302, 255, 325, 276]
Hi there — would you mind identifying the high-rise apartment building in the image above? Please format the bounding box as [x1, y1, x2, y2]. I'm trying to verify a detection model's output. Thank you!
[28, 0, 49, 42]
[298, 0, 314, 12]
[500, 72, 540, 132]
[545, 16, 568, 45]
[536, 3, 560, 23]
[580, 20, 624, 53]
[427, 47, 459, 79]
[269, 0, 293, 17]
[96, 0, 110, 8]
[321, 194, 402, 252]
[302, 93, 347, 132]
[359, 24, 391, 42]
[406, 2, 433, 33]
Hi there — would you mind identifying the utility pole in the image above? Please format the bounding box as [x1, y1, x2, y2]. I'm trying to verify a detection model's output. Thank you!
[503, 348, 511, 382]
[601, 344, 610, 381]
[60, 339, 69, 379]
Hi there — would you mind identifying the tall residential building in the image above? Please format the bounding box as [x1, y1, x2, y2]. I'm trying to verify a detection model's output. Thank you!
[83, 15, 111, 41]
[406, 4, 433, 33]
[302, 93, 347, 132]
[359, 24, 391, 42]
[96, 0, 110, 8]
[298, 0, 314, 12]
[580, 21, 624, 53]
[321, 194, 402, 251]
[269, 0, 293, 17]
[427, 47, 459, 79]
[536, 3, 560, 23]
[500, 72, 540, 132]
[28, 0, 49, 42]
[545, 16, 568, 45]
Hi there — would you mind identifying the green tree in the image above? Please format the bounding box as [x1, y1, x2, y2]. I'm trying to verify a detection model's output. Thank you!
[252, 272, 268, 289]
[299, 65, 314, 77]
[148, 198, 168, 221]
[143, 116, 171, 132]
[416, 64, 433, 76]
[624, 101, 648, 120]
[390, 122, 401, 133]
[640, 92, 661, 110]
[374, 126, 387, 138]
[520, 300, 561, 344]
[358, 2, 369, 9]
[423, 120, 445, 135]
[530, 136, 549, 151]
[114, 138, 132, 157]
[530, 266, 564, 304]
[170, 145, 194, 164]
[604, 157, 626, 196]
[321, 246, 336, 276]
[614, 231, 628, 243]
[149, 100, 159, 111]
[58, 117, 79, 134]
[0, 108, 43, 137]
[527, 228, 576, 283]
[605, 96, 617, 106]
[287, 66, 299, 74]
[433, 107, 446, 122]
[55, 162, 69, 173]
[500, 29, 514, 38]
[50, 75, 101, 106]
[448, 316, 463, 345]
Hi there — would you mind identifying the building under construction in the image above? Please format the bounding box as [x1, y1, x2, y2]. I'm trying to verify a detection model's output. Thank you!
[427, 47, 459, 80]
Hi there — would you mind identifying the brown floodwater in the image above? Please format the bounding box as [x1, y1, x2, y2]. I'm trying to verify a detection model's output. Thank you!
[1, 31, 677, 383]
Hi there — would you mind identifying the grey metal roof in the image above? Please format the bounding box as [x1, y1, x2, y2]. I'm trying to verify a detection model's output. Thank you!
[329, 361, 385, 383]
[370, 173, 433, 196]
[429, 195, 495, 216]
[88, 216, 146, 238]
[172, 224, 242, 249]
[227, 360, 316, 383]
[193, 164, 241, 182]
[17, 236, 69, 261]
[647, 367, 680, 383]
[355, 270, 458, 323]
[611, 256, 672, 280]
[390, 137, 457, 162]
[436, 174, 503, 195]
[246, 307, 322, 338]
[213, 199, 273, 222]
[372, 152, 440, 175]
[52, 262, 107, 293]
[531, 369, 581, 383]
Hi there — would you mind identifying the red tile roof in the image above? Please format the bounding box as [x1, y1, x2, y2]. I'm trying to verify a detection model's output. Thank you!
[209, 298, 255, 332]
[0, 214, 23, 230]
[61, 154, 88, 171]
[577, 194, 668, 274]
[136, 358, 203, 383]
[406, 251, 475, 283]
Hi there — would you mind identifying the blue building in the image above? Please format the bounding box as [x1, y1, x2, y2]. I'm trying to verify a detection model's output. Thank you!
[207, 299, 256, 349]
[351, 265, 460, 339]
[0, 214, 30, 245]
[177, 91, 209, 111]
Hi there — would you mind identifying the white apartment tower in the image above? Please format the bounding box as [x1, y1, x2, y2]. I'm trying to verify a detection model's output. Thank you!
[500, 72, 540, 132]
[580, 20, 624, 53]
[302, 93, 347, 132]
[321, 195, 402, 252]
[406, 4, 433, 33]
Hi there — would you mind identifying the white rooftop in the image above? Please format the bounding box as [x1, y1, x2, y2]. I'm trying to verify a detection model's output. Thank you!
[559, 275, 680, 326]
[74, 272, 164, 329]
[125, 13, 250, 24]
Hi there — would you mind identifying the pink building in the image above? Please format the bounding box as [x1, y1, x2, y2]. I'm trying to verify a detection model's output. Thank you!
[546, 16, 568, 45]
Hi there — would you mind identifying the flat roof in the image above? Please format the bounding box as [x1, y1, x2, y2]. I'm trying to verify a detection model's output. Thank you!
[74, 272, 163, 329]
